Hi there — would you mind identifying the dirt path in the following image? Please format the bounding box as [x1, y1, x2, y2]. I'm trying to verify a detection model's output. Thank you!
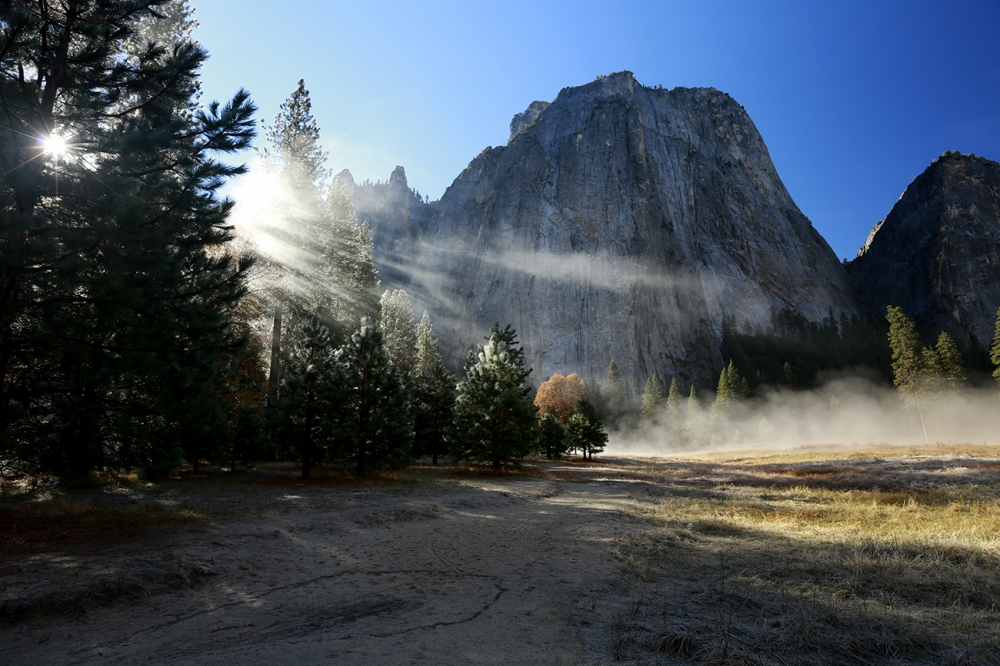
[2, 466, 641, 665]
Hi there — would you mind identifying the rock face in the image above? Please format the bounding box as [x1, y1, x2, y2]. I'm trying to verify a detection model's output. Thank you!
[362, 72, 858, 393]
[850, 152, 1000, 353]
[509, 101, 550, 142]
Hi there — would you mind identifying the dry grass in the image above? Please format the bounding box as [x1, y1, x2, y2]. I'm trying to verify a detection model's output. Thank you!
[601, 447, 1000, 665]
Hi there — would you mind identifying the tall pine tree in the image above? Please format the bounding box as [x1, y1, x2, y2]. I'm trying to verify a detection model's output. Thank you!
[641, 372, 664, 424]
[412, 312, 454, 464]
[336, 321, 413, 476]
[450, 324, 537, 470]
[0, 2, 256, 476]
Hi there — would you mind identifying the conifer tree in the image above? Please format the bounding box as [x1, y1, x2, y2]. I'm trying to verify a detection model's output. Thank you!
[412, 312, 454, 464]
[336, 321, 413, 476]
[450, 324, 537, 470]
[323, 177, 380, 332]
[538, 413, 568, 460]
[666, 378, 684, 430]
[712, 361, 749, 417]
[685, 386, 701, 441]
[0, 2, 256, 475]
[415, 311, 445, 377]
[275, 320, 344, 479]
[603, 360, 626, 415]
[379, 289, 417, 372]
[566, 400, 608, 460]
[886, 305, 929, 441]
[641, 372, 665, 424]
[992, 308, 1000, 386]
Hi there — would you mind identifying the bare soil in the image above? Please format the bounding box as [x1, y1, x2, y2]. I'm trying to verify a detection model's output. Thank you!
[0, 462, 640, 665]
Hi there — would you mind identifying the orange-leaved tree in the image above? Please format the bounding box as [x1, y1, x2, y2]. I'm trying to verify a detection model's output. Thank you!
[534, 373, 591, 425]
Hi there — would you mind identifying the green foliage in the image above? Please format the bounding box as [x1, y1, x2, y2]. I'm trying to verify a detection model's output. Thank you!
[538, 413, 568, 460]
[412, 313, 454, 464]
[666, 378, 683, 428]
[275, 320, 344, 479]
[450, 324, 537, 470]
[566, 400, 608, 460]
[602, 360, 627, 416]
[933, 332, 966, 391]
[887, 306, 924, 396]
[641, 373, 664, 424]
[0, 2, 256, 477]
[712, 361, 749, 417]
[991, 308, 1000, 387]
[721, 309, 890, 390]
[416, 312, 445, 378]
[379, 289, 417, 372]
[336, 322, 413, 476]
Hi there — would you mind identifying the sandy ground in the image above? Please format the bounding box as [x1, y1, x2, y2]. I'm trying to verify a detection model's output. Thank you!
[1, 464, 643, 665]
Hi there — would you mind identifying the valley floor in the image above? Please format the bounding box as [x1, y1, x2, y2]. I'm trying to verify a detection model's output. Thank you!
[3, 446, 1000, 665]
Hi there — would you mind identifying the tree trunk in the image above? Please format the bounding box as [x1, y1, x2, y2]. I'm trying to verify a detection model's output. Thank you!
[302, 397, 313, 480]
[268, 301, 283, 404]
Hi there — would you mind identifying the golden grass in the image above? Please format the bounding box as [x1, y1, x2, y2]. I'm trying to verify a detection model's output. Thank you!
[603, 447, 1000, 665]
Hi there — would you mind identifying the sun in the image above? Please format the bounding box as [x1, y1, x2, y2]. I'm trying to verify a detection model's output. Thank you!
[40, 133, 69, 159]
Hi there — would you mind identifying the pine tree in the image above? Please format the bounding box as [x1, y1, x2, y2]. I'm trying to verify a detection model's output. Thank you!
[450, 324, 537, 470]
[641, 372, 665, 424]
[415, 311, 444, 377]
[686, 386, 701, 441]
[412, 312, 454, 464]
[275, 320, 344, 479]
[666, 378, 683, 430]
[336, 321, 413, 476]
[538, 413, 567, 460]
[322, 176, 380, 333]
[566, 400, 608, 460]
[379, 289, 417, 372]
[886, 305, 929, 441]
[0, 2, 256, 476]
[992, 308, 1000, 387]
[603, 360, 626, 415]
[712, 361, 749, 417]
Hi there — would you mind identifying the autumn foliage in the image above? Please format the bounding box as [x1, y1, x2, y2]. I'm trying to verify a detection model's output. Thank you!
[534, 373, 591, 425]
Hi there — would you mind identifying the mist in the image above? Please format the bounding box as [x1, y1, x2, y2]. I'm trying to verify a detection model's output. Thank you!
[606, 376, 1000, 457]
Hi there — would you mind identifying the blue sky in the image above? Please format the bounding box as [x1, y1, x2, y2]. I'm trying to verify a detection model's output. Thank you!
[194, 0, 1000, 261]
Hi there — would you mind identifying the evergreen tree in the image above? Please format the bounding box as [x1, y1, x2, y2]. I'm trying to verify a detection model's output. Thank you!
[602, 360, 626, 415]
[711, 361, 749, 417]
[379, 289, 417, 372]
[415, 311, 444, 377]
[336, 321, 413, 476]
[886, 305, 929, 441]
[412, 312, 454, 464]
[275, 320, 344, 479]
[322, 176, 379, 333]
[450, 324, 537, 470]
[538, 413, 567, 460]
[666, 378, 683, 430]
[992, 308, 1000, 386]
[641, 372, 665, 424]
[0, 2, 256, 476]
[566, 400, 608, 460]
[686, 386, 701, 442]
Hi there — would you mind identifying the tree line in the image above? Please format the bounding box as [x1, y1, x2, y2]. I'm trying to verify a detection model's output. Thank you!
[0, 2, 609, 480]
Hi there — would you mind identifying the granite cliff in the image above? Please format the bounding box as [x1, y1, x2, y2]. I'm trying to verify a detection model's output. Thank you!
[352, 72, 859, 393]
[850, 152, 1000, 355]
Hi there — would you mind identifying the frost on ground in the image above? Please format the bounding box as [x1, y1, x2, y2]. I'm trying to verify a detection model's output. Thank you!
[3, 448, 1000, 665]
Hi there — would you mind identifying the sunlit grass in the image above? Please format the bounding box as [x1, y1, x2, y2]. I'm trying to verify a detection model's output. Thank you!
[604, 447, 1000, 664]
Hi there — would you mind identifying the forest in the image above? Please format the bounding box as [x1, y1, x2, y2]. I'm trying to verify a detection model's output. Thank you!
[3, 2, 1000, 486]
